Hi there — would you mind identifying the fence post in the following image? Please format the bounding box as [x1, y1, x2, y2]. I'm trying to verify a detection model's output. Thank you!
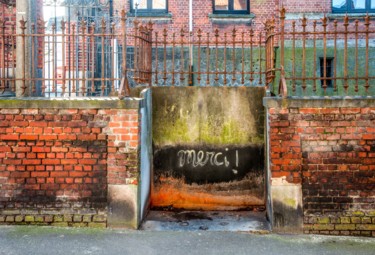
[279, 7, 287, 97]
[265, 18, 275, 88]
[118, 9, 129, 99]
[15, 1, 28, 96]
[16, 17, 27, 96]
[148, 21, 153, 87]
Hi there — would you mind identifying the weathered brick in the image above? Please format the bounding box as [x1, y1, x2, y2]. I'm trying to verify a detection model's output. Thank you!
[53, 215, 64, 222]
[64, 215, 73, 222]
[356, 224, 375, 231]
[311, 224, 335, 231]
[34, 216, 44, 222]
[51, 222, 69, 227]
[82, 215, 92, 223]
[351, 217, 361, 224]
[5, 216, 15, 222]
[335, 224, 356, 231]
[71, 223, 87, 227]
[73, 215, 83, 222]
[317, 217, 330, 224]
[25, 216, 35, 222]
[88, 222, 106, 228]
[93, 215, 106, 222]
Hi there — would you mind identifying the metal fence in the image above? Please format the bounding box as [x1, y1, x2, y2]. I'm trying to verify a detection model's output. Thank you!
[2, 8, 375, 98]
[151, 28, 269, 87]
[0, 9, 152, 98]
[273, 8, 375, 97]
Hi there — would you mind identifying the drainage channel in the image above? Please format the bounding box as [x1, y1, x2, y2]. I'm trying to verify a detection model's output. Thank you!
[140, 210, 270, 233]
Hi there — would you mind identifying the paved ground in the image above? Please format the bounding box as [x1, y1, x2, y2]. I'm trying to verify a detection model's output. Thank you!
[141, 210, 270, 232]
[0, 225, 374, 255]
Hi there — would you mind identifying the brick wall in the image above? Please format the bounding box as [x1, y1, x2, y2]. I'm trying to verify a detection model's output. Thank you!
[266, 99, 375, 237]
[280, 0, 331, 13]
[115, 0, 279, 36]
[0, 99, 140, 227]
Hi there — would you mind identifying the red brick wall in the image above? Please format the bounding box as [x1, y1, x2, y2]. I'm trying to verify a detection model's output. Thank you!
[114, 0, 279, 36]
[279, 0, 331, 13]
[0, 105, 140, 227]
[268, 105, 375, 237]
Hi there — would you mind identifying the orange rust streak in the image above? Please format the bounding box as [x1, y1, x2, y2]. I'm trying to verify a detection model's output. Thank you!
[151, 184, 264, 211]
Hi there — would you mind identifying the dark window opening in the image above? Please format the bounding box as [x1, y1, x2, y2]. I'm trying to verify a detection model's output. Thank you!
[130, 0, 167, 13]
[332, 0, 375, 13]
[213, 0, 249, 14]
[320, 57, 334, 88]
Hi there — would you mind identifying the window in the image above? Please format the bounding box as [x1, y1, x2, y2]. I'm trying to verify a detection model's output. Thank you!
[130, 0, 167, 13]
[320, 58, 334, 88]
[213, 0, 249, 14]
[332, 0, 375, 13]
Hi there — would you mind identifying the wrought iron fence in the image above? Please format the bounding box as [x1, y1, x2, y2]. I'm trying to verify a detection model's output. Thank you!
[274, 8, 375, 97]
[1, 7, 375, 98]
[0, 9, 152, 98]
[151, 27, 268, 87]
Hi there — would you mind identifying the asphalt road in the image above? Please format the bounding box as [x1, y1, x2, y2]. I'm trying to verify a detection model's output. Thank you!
[0, 226, 374, 255]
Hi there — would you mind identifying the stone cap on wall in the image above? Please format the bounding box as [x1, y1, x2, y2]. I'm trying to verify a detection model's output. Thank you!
[0, 97, 142, 109]
[263, 97, 375, 109]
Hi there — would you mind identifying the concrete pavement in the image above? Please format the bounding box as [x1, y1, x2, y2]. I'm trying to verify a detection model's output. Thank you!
[0, 225, 374, 255]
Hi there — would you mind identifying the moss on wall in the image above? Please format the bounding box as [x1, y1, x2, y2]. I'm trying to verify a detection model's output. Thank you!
[152, 87, 265, 147]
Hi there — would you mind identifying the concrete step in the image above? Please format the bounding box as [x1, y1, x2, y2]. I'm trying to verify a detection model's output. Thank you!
[140, 210, 271, 233]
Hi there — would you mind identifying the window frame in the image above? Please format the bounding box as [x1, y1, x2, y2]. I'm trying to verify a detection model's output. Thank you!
[212, 0, 250, 14]
[130, 0, 168, 13]
[332, 0, 375, 13]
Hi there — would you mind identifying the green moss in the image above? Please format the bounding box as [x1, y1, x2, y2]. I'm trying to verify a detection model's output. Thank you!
[152, 87, 265, 146]
[34, 216, 44, 223]
[352, 211, 365, 217]
[153, 117, 193, 145]
[199, 120, 249, 144]
[25, 216, 35, 222]
[317, 217, 330, 224]
[155, 116, 263, 146]
[283, 198, 297, 208]
[340, 217, 351, 224]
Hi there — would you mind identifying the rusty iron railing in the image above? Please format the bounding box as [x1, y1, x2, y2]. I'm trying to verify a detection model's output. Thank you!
[2, 8, 375, 97]
[151, 27, 268, 87]
[274, 8, 375, 97]
[0, 10, 152, 98]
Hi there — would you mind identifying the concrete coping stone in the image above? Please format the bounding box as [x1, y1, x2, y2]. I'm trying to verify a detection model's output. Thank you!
[263, 96, 375, 109]
[0, 97, 142, 109]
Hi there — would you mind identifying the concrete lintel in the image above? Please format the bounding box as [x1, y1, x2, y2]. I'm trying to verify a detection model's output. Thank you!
[263, 97, 375, 109]
[0, 97, 141, 109]
[270, 178, 303, 233]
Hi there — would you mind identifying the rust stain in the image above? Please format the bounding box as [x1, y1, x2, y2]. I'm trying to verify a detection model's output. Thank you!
[151, 176, 264, 211]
